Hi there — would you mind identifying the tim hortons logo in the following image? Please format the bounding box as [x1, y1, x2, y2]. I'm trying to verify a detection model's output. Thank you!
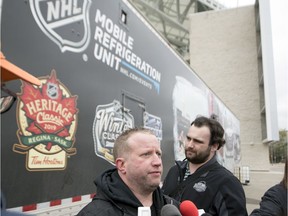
[14, 70, 78, 171]
[30, 0, 91, 53]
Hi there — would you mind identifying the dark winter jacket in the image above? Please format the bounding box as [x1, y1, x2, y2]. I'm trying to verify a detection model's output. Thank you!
[161, 156, 248, 216]
[249, 183, 287, 216]
[77, 168, 179, 216]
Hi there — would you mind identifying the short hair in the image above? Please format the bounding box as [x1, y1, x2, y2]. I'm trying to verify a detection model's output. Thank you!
[191, 115, 225, 149]
[113, 127, 154, 162]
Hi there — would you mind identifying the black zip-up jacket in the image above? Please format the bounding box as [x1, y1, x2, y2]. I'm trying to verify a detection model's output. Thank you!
[77, 168, 179, 216]
[249, 183, 287, 216]
[161, 156, 248, 216]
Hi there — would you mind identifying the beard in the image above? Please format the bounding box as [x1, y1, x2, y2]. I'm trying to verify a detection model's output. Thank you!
[137, 175, 161, 195]
[185, 146, 211, 164]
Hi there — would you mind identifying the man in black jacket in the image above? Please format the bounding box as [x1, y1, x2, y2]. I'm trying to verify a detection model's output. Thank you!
[162, 116, 248, 216]
[77, 128, 178, 216]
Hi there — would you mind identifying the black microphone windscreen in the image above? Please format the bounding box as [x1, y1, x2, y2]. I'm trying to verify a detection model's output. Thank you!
[161, 204, 182, 216]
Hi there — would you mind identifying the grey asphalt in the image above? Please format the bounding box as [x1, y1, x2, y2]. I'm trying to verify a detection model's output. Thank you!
[243, 163, 285, 214]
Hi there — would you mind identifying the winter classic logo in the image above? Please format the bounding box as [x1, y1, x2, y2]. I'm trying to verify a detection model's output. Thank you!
[13, 70, 78, 171]
[93, 100, 134, 164]
[30, 0, 91, 52]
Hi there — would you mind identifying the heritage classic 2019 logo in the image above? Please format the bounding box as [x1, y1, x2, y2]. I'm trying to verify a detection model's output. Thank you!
[13, 70, 78, 171]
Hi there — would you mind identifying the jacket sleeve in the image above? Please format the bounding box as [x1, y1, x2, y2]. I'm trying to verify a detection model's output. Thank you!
[249, 184, 286, 216]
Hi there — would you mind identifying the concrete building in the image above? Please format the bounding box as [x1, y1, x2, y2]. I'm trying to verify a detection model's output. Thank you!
[188, 1, 279, 170]
[130, 0, 279, 170]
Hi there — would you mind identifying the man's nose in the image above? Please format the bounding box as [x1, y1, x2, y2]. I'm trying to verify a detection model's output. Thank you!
[152, 154, 162, 166]
[186, 139, 195, 148]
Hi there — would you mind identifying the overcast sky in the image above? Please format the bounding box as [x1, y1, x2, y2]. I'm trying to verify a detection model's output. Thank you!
[219, 0, 288, 130]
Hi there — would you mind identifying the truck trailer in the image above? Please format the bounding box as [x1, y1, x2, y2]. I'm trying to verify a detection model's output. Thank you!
[1, 0, 241, 215]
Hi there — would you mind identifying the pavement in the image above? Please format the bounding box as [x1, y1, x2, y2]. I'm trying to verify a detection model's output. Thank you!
[243, 163, 285, 215]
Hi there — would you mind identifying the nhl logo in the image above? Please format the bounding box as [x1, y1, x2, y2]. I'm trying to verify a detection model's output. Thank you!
[30, 0, 92, 53]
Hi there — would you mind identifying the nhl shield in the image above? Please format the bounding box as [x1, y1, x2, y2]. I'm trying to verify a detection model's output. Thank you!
[30, 0, 91, 53]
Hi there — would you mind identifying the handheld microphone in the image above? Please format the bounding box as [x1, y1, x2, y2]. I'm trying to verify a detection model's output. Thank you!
[198, 209, 205, 215]
[179, 200, 199, 216]
[138, 207, 151, 216]
[161, 204, 182, 216]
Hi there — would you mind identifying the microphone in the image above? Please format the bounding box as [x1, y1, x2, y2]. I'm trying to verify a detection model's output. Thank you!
[161, 204, 182, 216]
[198, 209, 206, 215]
[138, 207, 151, 216]
[179, 200, 199, 216]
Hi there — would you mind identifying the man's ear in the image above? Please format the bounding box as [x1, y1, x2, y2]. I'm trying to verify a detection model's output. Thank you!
[211, 143, 219, 152]
[115, 158, 126, 174]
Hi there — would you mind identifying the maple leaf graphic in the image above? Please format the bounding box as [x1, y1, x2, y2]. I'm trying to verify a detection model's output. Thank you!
[20, 72, 78, 140]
